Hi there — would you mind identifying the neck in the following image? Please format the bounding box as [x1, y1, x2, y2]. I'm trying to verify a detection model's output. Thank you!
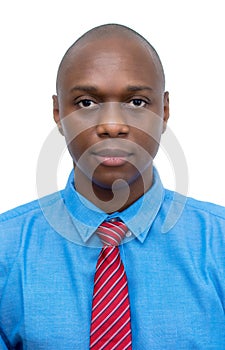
[74, 166, 153, 213]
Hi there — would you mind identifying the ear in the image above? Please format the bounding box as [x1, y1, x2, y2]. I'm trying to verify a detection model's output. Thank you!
[52, 95, 64, 136]
[163, 91, 170, 133]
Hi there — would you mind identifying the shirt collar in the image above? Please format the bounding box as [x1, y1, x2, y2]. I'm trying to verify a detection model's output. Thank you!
[63, 166, 165, 244]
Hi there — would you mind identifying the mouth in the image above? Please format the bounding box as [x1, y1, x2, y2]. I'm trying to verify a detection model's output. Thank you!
[92, 148, 133, 167]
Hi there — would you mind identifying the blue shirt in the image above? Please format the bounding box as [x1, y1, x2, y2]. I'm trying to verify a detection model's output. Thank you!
[0, 168, 225, 349]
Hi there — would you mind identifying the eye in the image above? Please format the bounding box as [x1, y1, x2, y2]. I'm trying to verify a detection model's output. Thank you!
[76, 99, 97, 108]
[129, 99, 148, 108]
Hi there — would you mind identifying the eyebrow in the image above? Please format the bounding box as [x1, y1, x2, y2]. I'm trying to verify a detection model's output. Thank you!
[69, 85, 153, 94]
[126, 85, 153, 92]
[70, 86, 98, 94]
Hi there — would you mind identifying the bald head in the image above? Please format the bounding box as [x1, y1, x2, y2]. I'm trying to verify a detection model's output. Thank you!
[56, 24, 165, 92]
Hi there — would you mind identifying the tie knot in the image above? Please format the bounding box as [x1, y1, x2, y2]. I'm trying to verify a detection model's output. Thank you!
[96, 221, 128, 246]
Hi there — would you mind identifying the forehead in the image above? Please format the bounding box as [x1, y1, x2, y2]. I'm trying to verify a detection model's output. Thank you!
[57, 35, 163, 93]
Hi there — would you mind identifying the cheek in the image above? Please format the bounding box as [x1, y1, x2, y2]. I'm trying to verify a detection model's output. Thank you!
[145, 135, 161, 159]
[136, 137, 159, 167]
[132, 124, 162, 159]
[66, 131, 91, 163]
[129, 110, 164, 143]
[67, 140, 81, 162]
[60, 108, 98, 146]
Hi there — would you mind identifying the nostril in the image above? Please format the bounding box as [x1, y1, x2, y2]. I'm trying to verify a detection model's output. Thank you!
[96, 123, 129, 138]
[118, 132, 128, 137]
[101, 132, 110, 137]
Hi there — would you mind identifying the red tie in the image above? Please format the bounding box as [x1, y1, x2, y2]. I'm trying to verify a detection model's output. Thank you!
[90, 221, 132, 350]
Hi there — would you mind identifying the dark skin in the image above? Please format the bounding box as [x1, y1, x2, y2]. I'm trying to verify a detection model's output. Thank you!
[53, 33, 169, 213]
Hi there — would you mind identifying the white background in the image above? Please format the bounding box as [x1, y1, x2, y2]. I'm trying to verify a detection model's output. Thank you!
[0, 0, 225, 213]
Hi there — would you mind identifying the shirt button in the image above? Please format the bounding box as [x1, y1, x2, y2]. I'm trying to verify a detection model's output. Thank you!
[110, 218, 117, 222]
[126, 230, 132, 237]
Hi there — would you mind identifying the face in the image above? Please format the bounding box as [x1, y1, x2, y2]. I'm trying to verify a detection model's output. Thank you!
[53, 35, 169, 192]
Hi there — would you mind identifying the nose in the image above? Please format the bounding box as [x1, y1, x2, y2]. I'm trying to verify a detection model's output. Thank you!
[96, 102, 129, 138]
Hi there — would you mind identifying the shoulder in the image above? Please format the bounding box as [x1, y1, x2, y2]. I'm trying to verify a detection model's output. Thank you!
[164, 189, 225, 221]
[0, 190, 65, 255]
[0, 191, 64, 224]
[0, 199, 40, 223]
[0, 191, 65, 289]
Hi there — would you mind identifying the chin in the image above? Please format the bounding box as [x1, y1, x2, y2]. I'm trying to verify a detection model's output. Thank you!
[92, 171, 143, 190]
[92, 178, 127, 190]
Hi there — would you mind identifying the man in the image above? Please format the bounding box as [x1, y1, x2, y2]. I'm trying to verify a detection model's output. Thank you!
[0, 24, 225, 349]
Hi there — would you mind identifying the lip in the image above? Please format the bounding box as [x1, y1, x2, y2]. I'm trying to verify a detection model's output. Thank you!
[92, 148, 133, 166]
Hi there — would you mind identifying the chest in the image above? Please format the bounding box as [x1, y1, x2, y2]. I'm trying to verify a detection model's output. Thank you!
[1, 241, 225, 349]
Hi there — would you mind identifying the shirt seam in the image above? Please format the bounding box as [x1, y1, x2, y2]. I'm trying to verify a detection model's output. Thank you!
[164, 190, 225, 221]
[0, 192, 63, 224]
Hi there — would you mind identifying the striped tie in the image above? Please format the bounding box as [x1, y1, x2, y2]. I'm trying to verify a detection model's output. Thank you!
[90, 221, 132, 350]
